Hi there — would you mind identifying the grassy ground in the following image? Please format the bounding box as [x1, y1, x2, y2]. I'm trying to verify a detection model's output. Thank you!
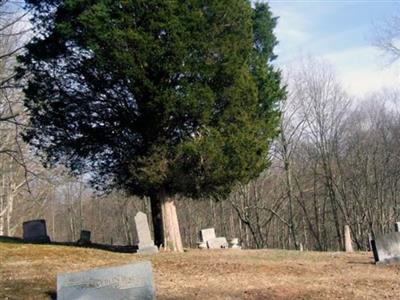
[1, 242, 400, 299]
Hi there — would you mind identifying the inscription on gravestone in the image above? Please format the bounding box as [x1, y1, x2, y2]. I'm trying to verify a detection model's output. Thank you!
[135, 212, 158, 254]
[57, 261, 156, 300]
[23, 219, 50, 243]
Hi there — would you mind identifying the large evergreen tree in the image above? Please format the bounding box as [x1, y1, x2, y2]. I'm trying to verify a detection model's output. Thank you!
[18, 0, 285, 250]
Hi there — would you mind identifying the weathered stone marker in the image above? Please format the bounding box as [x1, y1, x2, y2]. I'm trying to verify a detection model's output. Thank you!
[374, 232, 400, 264]
[344, 225, 353, 252]
[77, 230, 91, 246]
[207, 237, 229, 249]
[22, 219, 50, 243]
[230, 238, 241, 249]
[57, 261, 156, 300]
[299, 243, 304, 252]
[200, 228, 216, 243]
[135, 212, 158, 254]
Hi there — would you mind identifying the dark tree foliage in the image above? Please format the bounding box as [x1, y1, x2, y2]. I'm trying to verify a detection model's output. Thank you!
[18, 0, 285, 200]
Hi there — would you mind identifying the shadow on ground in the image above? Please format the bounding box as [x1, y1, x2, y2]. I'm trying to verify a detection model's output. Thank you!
[0, 235, 138, 253]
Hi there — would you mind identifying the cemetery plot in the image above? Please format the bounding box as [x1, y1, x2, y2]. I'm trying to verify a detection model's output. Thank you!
[2, 242, 400, 300]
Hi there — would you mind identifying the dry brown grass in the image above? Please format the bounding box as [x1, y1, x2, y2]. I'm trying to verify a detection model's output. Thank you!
[1, 242, 400, 299]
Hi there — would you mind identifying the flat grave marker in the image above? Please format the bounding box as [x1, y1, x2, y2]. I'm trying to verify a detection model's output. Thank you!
[207, 237, 229, 249]
[57, 261, 156, 300]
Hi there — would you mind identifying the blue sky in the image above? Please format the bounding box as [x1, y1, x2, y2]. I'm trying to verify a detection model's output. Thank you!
[267, 0, 400, 96]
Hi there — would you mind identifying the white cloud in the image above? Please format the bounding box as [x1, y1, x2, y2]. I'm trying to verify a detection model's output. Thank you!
[323, 46, 400, 96]
[269, 2, 400, 97]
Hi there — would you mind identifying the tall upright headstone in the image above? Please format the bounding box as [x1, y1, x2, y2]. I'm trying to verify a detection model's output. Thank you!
[23, 219, 50, 243]
[135, 212, 158, 254]
[344, 225, 353, 252]
[57, 261, 156, 300]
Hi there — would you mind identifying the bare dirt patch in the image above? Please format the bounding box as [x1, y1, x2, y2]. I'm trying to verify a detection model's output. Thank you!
[1, 243, 399, 299]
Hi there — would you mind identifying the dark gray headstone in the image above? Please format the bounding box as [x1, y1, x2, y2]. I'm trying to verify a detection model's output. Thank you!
[77, 230, 91, 246]
[135, 212, 158, 254]
[57, 261, 156, 300]
[374, 232, 400, 264]
[22, 219, 50, 243]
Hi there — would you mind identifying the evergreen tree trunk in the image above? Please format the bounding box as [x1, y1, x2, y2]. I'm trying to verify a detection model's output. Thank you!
[150, 193, 164, 248]
[150, 190, 183, 252]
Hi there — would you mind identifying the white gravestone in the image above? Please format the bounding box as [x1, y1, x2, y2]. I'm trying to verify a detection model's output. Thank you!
[57, 261, 156, 300]
[230, 238, 241, 249]
[344, 225, 353, 252]
[200, 228, 216, 243]
[207, 237, 229, 249]
[135, 212, 158, 254]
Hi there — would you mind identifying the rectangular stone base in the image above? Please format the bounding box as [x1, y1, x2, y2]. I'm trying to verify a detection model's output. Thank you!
[23, 235, 50, 244]
[137, 245, 158, 254]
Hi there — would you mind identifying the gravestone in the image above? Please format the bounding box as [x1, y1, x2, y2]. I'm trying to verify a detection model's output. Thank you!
[135, 212, 158, 254]
[374, 232, 400, 264]
[200, 228, 216, 243]
[230, 238, 241, 249]
[207, 237, 228, 249]
[22, 219, 50, 243]
[57, 261, 156, 300]
[77, 230, 91, 246]
[344, 225, 353, 252]
[395, 222, 400, 232]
